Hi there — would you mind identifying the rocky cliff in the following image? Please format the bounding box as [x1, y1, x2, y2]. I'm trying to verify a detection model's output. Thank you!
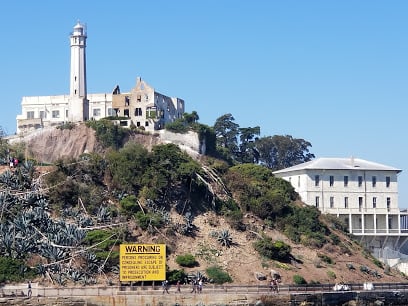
[9, 124, 202, 163]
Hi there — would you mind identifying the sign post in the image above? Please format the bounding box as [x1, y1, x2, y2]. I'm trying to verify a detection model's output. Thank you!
[120, 244, 166, 282]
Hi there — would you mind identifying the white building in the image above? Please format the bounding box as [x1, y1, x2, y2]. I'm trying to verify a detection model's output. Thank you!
[273, 157, 408, 265]
[16, 22, 184, 134]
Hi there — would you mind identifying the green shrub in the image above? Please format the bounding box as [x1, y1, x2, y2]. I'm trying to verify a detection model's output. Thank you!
[86, 119, 127, 149]
[373, 258, 384, 269]
[120, 195, 140, 216]
[84, 230, 121, 250]
[254, 236, 291, 261]
[293, 274, 307, 285]
[166, 268, 187, 284]
[57, 122, 76, 130]
[135, 211, 163, 230]
[165, 119, 188, 133]
[0, 256, 35, 282]
[206, 266, 232, 284]
[318, 253, 334, 265]
[327, 270, 336, 279]
[329, 233, 340, 245]
[176, 254, 198, 267]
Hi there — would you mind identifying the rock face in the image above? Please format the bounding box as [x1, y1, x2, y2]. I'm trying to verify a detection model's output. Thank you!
[10, 124, 98, 163]
[10, 124, 202, 164]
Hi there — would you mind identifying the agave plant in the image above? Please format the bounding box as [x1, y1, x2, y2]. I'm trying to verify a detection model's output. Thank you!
[181, 212, 196, 236]
[67, 269, 84, 283]
[84, 252, 100, 273]
[51, 273, 67, 286]
[96, 206, 111, 224]
[217, 229, 233, 248]
[36, 264, 48, 278]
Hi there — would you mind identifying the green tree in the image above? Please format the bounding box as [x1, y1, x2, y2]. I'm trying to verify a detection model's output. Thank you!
[255, 135, 315, 170]
[107, 143, 149, 192]
[213, 113, 239, 156]
[237, 126, 261, 163]
[183, 111, 199, 124]
[0, 126, 9, 163]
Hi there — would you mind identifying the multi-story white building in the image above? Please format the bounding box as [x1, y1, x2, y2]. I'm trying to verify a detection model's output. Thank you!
[273, 157, 408, 265]
[16, 22, 184, 134]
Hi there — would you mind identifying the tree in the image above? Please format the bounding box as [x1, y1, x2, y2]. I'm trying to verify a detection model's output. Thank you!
[0, 126, 9, 163]
[183, 111, 199, 124]
[255, 135, 315, 170]
[107, 143, 149, 192]
[237, 126, 260, 163]
[213, 113, 239, 156]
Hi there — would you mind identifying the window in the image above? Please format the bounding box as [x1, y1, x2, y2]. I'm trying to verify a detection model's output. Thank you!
[136, 121, 141, 127]
[358, 176, 363, 187]
[372, 176, 376, 187]
[40, 111, 46, 119]
[135, 108, 142, 116]
[27, 111, 34, 119]
[145, 121, 149, 127]
[386, 176, 391, 188]
[359, 197, 363, 212]
[314, 175, 320, 187]
[315, 196, 319, 208]
[387, 197, 391, 211]
[124, 109, 129, 117]
[344, 176, 348, 187]
[344, 197, 348, 209]
[330, 196, 334, 208]
[373, 197, 377, 208]
[93, 108, 101, 117]
[125, 96, 130, 106]
[298, 176, 300, 187]
[389, 218, 392, 229]
[107, 108, 114, 116]
[66, 110, 68, 118]
[329, 176, 334, 187]
[137, 95, 141, 102]
[52, 110, 60, 118]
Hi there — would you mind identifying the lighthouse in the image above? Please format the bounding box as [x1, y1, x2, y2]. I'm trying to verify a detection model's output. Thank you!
[68, 21, 89, 122]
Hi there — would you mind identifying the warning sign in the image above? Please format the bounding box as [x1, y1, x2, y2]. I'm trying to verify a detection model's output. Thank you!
[120, 244, 166, 282]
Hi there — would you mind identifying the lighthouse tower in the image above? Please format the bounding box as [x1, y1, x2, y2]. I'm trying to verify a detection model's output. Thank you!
[68, 22, 89, 122]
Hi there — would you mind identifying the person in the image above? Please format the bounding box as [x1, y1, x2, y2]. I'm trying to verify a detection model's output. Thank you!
[190, 279, 197, 293]
[162, 280, 169, 294]
[198, 279, 203, 293]
[176, 280, 181, 293]
[271, 278, 278, 293]
[27, 281, 32, 298]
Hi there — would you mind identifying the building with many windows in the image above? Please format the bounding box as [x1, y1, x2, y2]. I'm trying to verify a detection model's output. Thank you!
[273, 157, 408, 267]
[16, 22, 184, 134]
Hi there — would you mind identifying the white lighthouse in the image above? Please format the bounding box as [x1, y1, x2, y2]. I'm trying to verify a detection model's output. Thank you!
[68, 21, 89, 122]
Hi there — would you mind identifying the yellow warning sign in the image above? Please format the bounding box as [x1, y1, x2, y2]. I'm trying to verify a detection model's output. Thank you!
[120, 244, 166, 282]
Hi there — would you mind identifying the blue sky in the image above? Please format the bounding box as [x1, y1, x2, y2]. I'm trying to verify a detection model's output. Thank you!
[1, 1, 407, 206]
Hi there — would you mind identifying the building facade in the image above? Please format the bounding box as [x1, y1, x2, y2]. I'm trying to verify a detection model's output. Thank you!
[273, 157, 408, 262]
[16, 22, 184, 134]
[111, 77, 184, 131]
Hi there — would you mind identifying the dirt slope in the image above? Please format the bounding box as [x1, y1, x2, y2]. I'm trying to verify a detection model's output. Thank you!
[6, 125, 408, 286]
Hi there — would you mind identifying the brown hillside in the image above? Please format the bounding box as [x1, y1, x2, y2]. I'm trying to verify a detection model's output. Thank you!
[6, 125, 408, 286]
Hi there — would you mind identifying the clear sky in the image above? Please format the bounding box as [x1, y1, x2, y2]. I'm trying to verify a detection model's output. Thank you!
[1, 1, 407, 206]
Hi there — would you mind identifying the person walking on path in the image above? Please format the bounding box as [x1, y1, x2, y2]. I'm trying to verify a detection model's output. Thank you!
[162, 280, 169, 294]
[190, 279, 197, 293]
[27, 281, 32, 298]
[176, 280, 181, 293]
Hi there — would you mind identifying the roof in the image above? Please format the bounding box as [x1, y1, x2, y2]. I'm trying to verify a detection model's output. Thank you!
[273, 157, 402, 174]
